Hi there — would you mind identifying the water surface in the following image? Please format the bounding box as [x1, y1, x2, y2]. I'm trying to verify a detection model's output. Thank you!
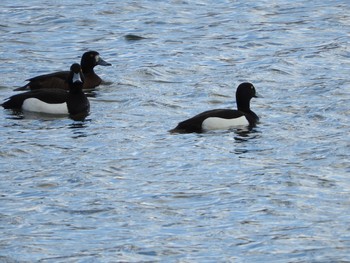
[1, 0, 350, 262]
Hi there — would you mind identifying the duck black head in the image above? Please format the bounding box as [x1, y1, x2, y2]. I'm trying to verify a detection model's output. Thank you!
[235, 82, 260, 111]
[80, 51, 111, 73]
[67, 63, 84, 92]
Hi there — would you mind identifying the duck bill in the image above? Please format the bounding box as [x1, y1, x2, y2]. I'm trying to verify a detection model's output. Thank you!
[72, 72, 83, 83]
[254, 92, 263, 98]
[97, 57, 111, 66]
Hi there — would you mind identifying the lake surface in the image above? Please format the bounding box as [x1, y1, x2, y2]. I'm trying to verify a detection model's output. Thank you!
[1, 0, 350, 262]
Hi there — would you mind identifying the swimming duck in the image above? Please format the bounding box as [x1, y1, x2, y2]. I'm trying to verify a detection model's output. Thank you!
[170, 82, 260, 133]
[14, 51, 111, 91]
[3, 63, 90, 120]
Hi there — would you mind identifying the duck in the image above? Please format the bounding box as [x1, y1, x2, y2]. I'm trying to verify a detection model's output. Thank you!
[2, 63, 90, 120]
[170, 82, 260, 133]
[14, 51, 111, 91]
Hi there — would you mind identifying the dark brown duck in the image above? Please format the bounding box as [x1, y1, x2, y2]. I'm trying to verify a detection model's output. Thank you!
[14, 51, 111, 91]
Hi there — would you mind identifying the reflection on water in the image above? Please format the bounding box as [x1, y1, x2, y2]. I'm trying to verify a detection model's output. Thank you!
[21, 111, 68, 120]
[0, 0, 350, 262]
[69, 120, 90, 138]
[3, 109, 24, 120]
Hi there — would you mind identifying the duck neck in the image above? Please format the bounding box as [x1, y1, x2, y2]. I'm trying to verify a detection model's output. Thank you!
[237, 100, 251, 113]
[69, 83, 84, 95]
[69, 88, 82, 95]
[81, 62, 95, 74]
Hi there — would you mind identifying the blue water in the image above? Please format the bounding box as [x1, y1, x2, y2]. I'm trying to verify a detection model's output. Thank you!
[1, 0, 350, 262]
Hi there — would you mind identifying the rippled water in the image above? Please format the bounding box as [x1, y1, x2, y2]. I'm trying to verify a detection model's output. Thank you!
[1, 0, 350, 262]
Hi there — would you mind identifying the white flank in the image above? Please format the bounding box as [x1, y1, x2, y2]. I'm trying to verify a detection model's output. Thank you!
[202, 116, 249, 131]
[22, 98, 68, 114]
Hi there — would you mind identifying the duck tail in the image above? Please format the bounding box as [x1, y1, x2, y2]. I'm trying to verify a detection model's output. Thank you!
[13, 84, 30, 91]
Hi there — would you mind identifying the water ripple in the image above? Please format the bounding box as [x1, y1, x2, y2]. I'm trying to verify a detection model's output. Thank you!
[0, 0, 350, 262]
